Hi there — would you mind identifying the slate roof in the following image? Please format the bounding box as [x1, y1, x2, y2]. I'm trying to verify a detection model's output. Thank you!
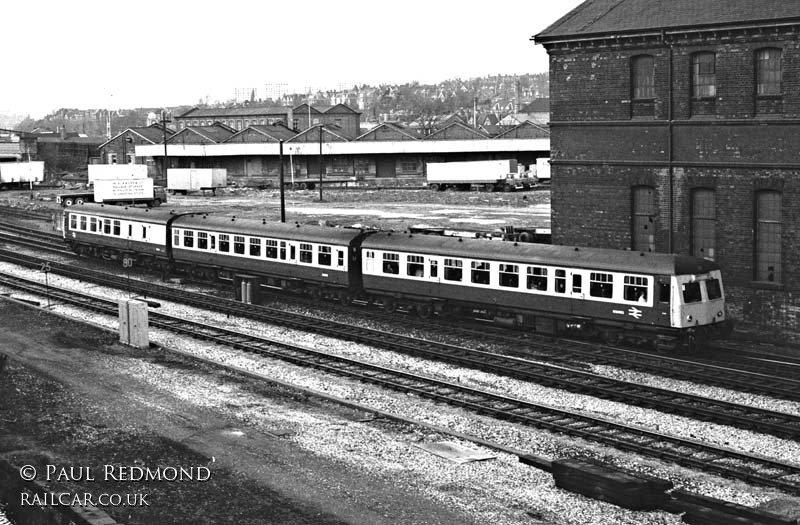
[178, 106, 290, 118]
[535, 0, 800, 41]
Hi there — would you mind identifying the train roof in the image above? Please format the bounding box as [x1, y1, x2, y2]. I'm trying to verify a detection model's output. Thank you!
[362, 232, 721, 276]
[173, 214, 367, 245]
[64, 204, 200, 224]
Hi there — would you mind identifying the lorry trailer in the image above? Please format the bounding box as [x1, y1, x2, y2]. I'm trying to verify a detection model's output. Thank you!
[425, 159, 532, 192]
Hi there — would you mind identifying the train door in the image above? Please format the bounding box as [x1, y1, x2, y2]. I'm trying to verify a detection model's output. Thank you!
[209, 234, 216, 252]
[568, 270, 585, 315]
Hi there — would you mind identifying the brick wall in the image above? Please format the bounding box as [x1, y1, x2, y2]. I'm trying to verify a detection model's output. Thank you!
[546, 27, 800, 340]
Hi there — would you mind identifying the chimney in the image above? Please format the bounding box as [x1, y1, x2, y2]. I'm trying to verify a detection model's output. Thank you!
[287, 106, 294, 130]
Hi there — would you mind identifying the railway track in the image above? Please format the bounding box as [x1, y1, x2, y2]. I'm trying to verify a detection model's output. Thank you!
[2, 271, 800, 497]
[1, 247, 800, 440]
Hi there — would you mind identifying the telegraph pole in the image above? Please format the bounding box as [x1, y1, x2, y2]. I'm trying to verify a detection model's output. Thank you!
[318, 125, 324, 201]
[161, 110, 171, 184]
[279, 140, 286, 222]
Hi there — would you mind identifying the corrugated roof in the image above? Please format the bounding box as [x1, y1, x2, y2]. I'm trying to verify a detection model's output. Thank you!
[535, 0, 800, 41]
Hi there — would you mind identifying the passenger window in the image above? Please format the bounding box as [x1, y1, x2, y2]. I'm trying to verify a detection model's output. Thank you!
[280, 241, 286, 260]
[682, 282, 702, 303]
[80, 216, 87, 230]
[113, 220, 121, 236]
[198, 232, 208, 250]
[266, 239, 278, 259]
[319, 246, 332, 266]
[233, 235, 245, 254]
[623, 275, 648, 302]
[430, 260, 438, 278]
[705, 278, 722, 300]
[499, 264, 519, 288]
[471, 261, 490, 285]
[183, 231, 194, 248]
[444, 259, 462, 281]
[300, 243, 313, 263]
[219, 234, 230, 252]
[90, 217, 97, 232]
[70, 215, 77, 229]
[382, 253, 399, 274]
[590, 272, 613, 298]
[527, 267, 547, 291]
[555, 269, 566, 293]
[337, 250, 345, 267]
[407, 255, 424, 277]
[250, 238, 261, 257]
[103, 219, 111, 234]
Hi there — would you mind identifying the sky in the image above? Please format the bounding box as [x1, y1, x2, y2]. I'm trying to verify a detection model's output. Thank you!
[2, 0, 584, 118]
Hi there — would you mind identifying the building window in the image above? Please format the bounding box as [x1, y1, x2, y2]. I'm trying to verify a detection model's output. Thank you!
[691, 188, 716, 259]
[757, 48, 782, 96]
[631, 55, 655, 99]
[692, 53, 716, 98]
[400, 160, 418, 173]
[632, 186, 656, 252]
[755, 191, 781, 282]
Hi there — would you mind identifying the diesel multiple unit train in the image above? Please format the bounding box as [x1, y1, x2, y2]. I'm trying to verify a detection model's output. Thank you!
[62, 205, 733, 348]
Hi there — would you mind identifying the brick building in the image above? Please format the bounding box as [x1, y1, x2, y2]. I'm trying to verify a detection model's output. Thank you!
[534, 0, 800, 339]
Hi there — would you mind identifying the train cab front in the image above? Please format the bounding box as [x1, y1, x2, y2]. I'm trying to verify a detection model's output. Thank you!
[670, 269, 733, 344]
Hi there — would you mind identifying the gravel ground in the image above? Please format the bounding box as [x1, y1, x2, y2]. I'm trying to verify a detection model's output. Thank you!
[1, 261, 800, 524]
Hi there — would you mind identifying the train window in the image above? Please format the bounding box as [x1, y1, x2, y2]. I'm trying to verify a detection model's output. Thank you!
[141, 226, 146, 239]
[300, 243, 313, 263]
[338, 250, 344, 267]
[366, 251, 374, 259]
[265, 239, 278, 259]
[382, 253, 400, 274]
[219, 234, 230, 252]
[590, 272, 613, 298]
[183, 230, 194, 248]
[430, 259, 438, 278]
[682, 282, 702, 303]
[319, 246, 332, 266]
[69, 215, 77, 229]
[527, 267, 548, 291]
[113, 220, 121, 236]
[233, 236, 245, 255]
[250, 238, 261, 257]
[706, 278, 722, 300]
[623, 275, 648, 302]
[659, 282, 670, 303]
[128, 225, 132, 237]
[572, 274, 582, 294]
[173, 229, 180, 245]
[444, 259, 462, 282]
[280, 241, 287, 260]
[555, 269, 567, 293]
[197, 232, 208, 250]
[407, 255, 424, 277]
[471, 261, 491, 285]
[90, 217, 97, 232]
[80, 216, 87, 230]
[103, 219, 111, 235]
[499, 264, 519, 288]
